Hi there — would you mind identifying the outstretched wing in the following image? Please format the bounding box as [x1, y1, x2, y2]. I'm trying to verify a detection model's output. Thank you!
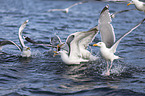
[110, 18, 145, 53]
[111, 8, 137, 18]
[19, 20, 29, 48]
[0, 40, 22, 51]
[66, 26, 98, 58]
[47, 9, 65, 12]
[79, 26, 98, 49]
[50, 35, 62, 47]
[99, 5, 115, 48]
[24, 36, 53, 47]
[67, 1, 88, 9]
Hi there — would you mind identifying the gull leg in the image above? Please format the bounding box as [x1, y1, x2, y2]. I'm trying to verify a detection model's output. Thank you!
[108, 61, 113, 75]
[105, 61, 110, 76]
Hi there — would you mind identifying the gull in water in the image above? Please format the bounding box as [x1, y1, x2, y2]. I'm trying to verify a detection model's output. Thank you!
[47, 1, 87, 13]
[0, 20, 31, 57]
[55, 26, 99, 64]
[93, 5, 145, 76]
[127, 0, 145, 12]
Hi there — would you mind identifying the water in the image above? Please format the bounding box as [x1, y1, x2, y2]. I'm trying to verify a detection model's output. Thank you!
[0, 0, 145, 96]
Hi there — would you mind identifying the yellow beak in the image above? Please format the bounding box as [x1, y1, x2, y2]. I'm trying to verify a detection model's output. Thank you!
[57, 43, 64, 48]
[53, 51, 58, 57]
[53, 53, 58, 57]
[93, 44, 98, 46]
[53, 51, 58, 53]
[127, 3, 131, 6]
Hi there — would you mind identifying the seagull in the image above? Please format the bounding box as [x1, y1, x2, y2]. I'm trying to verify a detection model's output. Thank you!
[55, 26, 99, 64]
[0, 20, 31, 57]
[127, 0, 145, 12]
[93, 5, 145, 76]
[47, 1, 87, 13]
[111, 9, 137, 18]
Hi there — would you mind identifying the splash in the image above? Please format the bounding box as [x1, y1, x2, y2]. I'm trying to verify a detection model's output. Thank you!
[110, 65, 125, 75]
[101, 63, 126, 76]
[31, 50, 43, 58]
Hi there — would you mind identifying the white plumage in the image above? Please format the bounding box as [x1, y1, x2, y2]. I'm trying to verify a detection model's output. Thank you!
[93, 5, 145, 76]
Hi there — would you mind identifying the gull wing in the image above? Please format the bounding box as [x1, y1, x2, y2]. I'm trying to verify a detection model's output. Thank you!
[99, 5, 115, 48]
[111, 9, 137, 18]
[0, 40, 22, 51]
[79, 26, 99, 49]
[66, 27, 98, 59]
[66, 31, 88, 58]
[50, 35, 62, 47]
[110, 18, 145, 53]
[47, 9, 65, 12]
[67, 1, 88, 9]
[19, 20, 29, 48]
[24, 36, 53, 47]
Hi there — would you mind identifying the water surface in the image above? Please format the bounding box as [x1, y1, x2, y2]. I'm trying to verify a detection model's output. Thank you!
[0, 0, 145, 96]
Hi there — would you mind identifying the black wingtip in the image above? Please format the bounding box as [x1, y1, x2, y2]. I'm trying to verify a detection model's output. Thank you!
[141, 18, 145, 24]
[101, 5, 109, 14]
[24, 36, 37, 44]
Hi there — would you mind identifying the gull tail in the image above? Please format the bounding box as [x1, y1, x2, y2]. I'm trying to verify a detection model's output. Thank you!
[114, 55, 121, 60]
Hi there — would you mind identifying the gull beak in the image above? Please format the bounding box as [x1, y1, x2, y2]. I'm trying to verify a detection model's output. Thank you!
[57, 43, 64, 51]
[53, 51, 58, 57]
[93, 44, 98, 46]
[57, 43, 64, 48]
[57, 44, 60, 48]
[127, 3, 131, 6]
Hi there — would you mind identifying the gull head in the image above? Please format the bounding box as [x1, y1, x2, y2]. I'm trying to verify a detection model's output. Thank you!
[53, 43, 66, 57]
[53, 50, 68, 57]
[57, 43, 65, 51]
[93, 42, 106, 48]
[127, 0, 138, 6]
[23, 47, 31, 51]
[21, 46, 31, 57]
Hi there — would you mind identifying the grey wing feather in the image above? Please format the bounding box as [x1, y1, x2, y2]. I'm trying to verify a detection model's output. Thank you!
[79, 26, 99, 49]
[67, 1, 86, 9]
[50, 35, 62, 48]
[67, 27, 98, 58]
[48, 9, 65, 12]
[111, 9, 137, 18]
[50, 35, 62, 47]
[19, 20, 29, 48]
[24, 36, 53, 47]
[0, 40, 22, 51]
[110, 18, 145, 53]
[99, 5, 115, 48]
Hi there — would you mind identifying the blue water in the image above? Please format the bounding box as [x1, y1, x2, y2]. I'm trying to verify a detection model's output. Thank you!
[0, 0, 145, 96]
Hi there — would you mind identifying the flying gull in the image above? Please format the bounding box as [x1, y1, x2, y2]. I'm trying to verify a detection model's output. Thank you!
[47, 1, 87, 13]
[93, 5, 145, 76]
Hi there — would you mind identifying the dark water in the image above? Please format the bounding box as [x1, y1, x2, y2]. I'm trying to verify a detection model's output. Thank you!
[0, 0, 145, 96]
